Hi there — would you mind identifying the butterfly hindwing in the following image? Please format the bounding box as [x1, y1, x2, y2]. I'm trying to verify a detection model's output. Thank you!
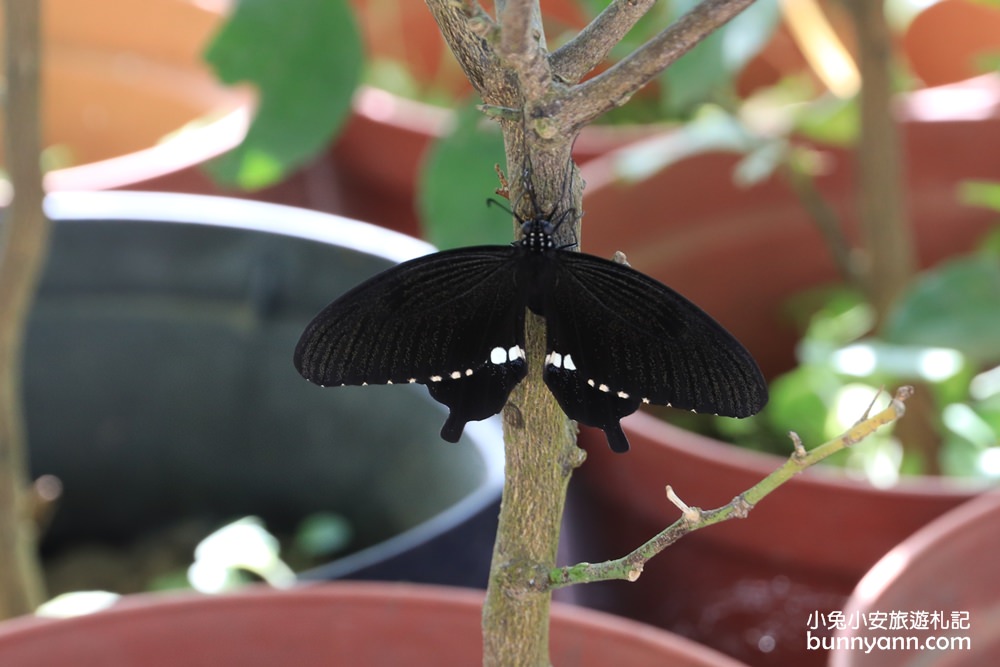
[294, 247, 528, 442]
[541, 251, 768, 452]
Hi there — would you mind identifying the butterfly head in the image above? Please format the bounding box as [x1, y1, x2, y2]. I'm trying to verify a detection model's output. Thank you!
[519, 217, 557, 253]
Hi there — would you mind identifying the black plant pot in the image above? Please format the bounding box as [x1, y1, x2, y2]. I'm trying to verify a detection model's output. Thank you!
[26, 192, 504, 593]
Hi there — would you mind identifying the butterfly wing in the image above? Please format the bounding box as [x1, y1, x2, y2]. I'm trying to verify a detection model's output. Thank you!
[541, 251, 768, 452]
[294, 247, 528, 442]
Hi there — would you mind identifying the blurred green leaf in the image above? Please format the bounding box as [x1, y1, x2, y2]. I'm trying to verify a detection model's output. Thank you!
[884, 255, 1000, 364]
[418, 104, 510, 249]
[733, 138, 788, 187]
[204, 0, 362, 189]
[663, 0, 781, 114]
[609, 106, 755, 182]
[943, 402, 997, 449]
[795, 95, 859, 146]
[978, 226, 1000, 256]
[784, 285, 871, 343]
[762, 365, 843, 451]
[294, 512, 353, 559]
[959, 179, 1000, 212]
[821, 340, 967, 383]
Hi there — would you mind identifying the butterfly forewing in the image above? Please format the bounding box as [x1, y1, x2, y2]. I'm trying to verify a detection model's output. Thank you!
[541, 252, 768, 451]
[294, 247, 528, 441]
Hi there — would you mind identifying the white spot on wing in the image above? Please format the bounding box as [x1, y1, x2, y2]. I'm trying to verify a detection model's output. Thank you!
[508, 346, 524, 361]
[430, 375, 442, 382]
[465, 369, 473, 376]
[450, 371, 461, 379]
[563, 354, 576, 371]
[598, 384, 609, 393]
[617, 390, 629, 399]
[490, 347, 507, 365]
[587, 379, 595, 387]
[549, 352, 563, 368]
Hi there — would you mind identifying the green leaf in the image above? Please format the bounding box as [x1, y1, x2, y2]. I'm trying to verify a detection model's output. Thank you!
[883, 255, 1000, 364]
[204, 0, 362, 189]
[762, 364, 843, 451]
[663, 0, 781, 114]
[608, 106, 755, 182]
[960, 179, 1000, 213]
[781, 284, 868, 339]
[418, 104, 510, 249]
[794, 95, 859, 146]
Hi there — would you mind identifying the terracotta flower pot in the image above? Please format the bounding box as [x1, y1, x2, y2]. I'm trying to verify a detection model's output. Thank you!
[830, 491, 1000, 666]
[903, 0, 1000, 88]
[0, 0, 237, 190]
[566, 81, 1000, 667]
[0, 582, 749, 666]
[30, 192, 504, 595]
[0, 0, 354, 217]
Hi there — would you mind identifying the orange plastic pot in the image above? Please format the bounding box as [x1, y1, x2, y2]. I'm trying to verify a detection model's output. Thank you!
[830, 491, 1000, 666]
[0, 583, 749, 666]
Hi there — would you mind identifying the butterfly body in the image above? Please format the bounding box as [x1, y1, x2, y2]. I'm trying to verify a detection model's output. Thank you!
[295, 216, 767, 452]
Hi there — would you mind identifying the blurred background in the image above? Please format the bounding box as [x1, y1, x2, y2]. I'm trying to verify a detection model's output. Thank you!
[2, 1, 999, 666]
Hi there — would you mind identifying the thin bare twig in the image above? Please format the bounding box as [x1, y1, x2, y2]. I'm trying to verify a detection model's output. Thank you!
[550, 387, 913, 588]
[550, 0, 657, 84]
[557, 0, 758, 132]
[780, 158, 866, 290]
[0, 0, 49, 619]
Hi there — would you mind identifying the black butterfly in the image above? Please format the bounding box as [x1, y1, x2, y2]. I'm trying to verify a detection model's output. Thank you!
[294, 212, 767, 453]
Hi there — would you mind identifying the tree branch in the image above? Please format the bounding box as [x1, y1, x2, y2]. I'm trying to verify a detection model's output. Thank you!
[557, 0, 758, 132]
[840, 0, 915, 328]
[550, 386, 913, 588]
[424, 1, 764, 663]
[549, 0, 657, 85]
[779, 157, 866, 290]
[0, 0, 49, 619]
[424, 0, 501, 97]
[497, 0, 552, 102]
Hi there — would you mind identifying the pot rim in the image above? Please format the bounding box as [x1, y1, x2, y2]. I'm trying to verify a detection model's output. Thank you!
[837, 490, 1000, 620]
[0, 582, 747, 666]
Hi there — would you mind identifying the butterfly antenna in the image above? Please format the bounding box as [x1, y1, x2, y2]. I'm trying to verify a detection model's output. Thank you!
[486, 197, 514, 217]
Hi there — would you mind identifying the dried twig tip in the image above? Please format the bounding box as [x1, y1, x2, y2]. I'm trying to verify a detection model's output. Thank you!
[789, 431, 806, 458]
[893, 385, 914, 415]
[666, 485, 700, 522]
